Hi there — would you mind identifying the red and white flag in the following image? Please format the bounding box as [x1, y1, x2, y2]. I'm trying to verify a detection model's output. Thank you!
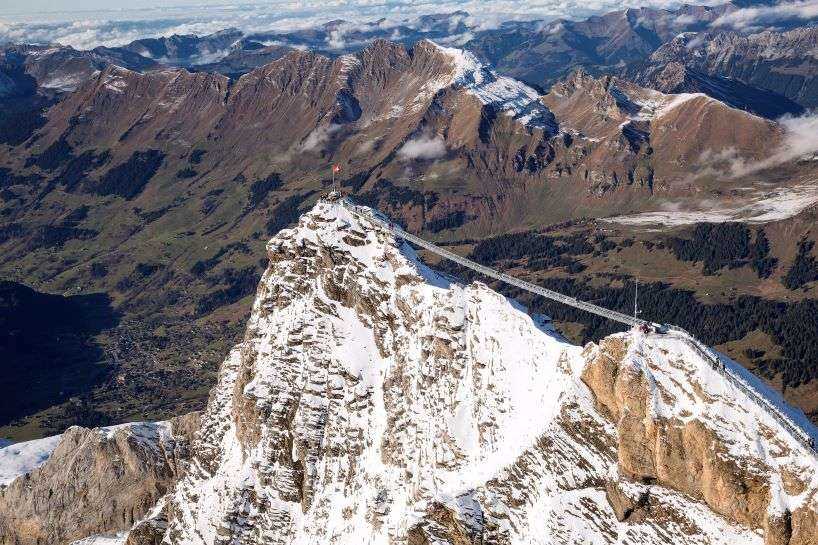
[332, 164, 342, 174]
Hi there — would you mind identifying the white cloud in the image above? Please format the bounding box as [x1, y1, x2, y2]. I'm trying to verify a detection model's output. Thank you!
[712, 0, 818, 31]
[684, 32, 707, 49]
[355, 139, 377, 155]
[300, 123, 342, 151]
[397, 135, 447, 161]
[693, 112, 818, 179]
[740, 112, 818, 174]
[436, 31, 474, 46]
[326, 29, 347, 50]
[0, 0, 727, 50]
[447, 12, 468, 32]
[674, 14, 696, 25]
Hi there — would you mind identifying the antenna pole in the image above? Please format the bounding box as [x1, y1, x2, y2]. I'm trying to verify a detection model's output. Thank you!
[634, 277, 639, 318]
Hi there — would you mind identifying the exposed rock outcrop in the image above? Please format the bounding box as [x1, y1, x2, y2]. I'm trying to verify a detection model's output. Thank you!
[0, 413, 199, 545]
[638, 28, 818, 109]
[582, 336, 818, 545]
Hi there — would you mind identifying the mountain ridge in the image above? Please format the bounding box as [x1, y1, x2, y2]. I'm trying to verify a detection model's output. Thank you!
[5, 1, 818, 114]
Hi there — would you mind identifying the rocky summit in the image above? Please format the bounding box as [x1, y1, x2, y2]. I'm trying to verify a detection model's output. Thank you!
[4, 199, 816, 544]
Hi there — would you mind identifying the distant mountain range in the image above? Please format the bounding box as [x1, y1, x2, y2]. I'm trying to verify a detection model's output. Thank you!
[3, 2, 818, 113]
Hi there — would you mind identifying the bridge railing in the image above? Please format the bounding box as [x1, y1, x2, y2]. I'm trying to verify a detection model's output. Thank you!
[341, 199, 649, 329]
[340, 199, 817, 455]
[665, 326, 816, 453]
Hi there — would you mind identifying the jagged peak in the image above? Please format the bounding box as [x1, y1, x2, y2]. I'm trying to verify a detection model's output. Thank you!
[548, 67, 759, 128]
[421, 40, 557, 132]
[268, 197, 452, 289]
[296, 198, 818, 458]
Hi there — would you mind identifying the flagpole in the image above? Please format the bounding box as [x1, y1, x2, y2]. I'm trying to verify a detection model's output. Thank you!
[331, 164, 341, 192]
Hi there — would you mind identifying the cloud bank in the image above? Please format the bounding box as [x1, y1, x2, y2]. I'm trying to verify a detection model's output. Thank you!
[712, 0, 818, 31]
[0, 0, 725, 50]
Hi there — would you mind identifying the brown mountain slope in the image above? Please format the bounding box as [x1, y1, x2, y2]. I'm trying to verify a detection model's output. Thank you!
[543, 70, 783, 195]
[15, 40, 794, 234]
[1, 39, 815, 439]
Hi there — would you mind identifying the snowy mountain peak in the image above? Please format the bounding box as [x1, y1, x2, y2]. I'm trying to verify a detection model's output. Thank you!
[426, 41, 558, 132]
[3, 200, 815, 544]
[112, 198, 818, 545]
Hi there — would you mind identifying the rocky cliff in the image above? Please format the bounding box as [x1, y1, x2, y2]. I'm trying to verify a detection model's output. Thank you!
[0, 413, 199, 545]
[636, 28, 818, 110]
[108, 198, 817, 545]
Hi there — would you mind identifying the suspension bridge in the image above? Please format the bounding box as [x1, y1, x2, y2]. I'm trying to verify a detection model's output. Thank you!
[337, 196, 818, 454]
[339, 197, 655, 329]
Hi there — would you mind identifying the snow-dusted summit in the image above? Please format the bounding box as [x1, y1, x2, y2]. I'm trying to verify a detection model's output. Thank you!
[429, 42, 558, 131]
[117, 198, 817, 545]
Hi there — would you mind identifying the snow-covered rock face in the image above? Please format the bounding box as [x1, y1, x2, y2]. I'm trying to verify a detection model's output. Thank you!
[430, 42, 558, 132]
[583, 335, 818, 545]
[140, 198, 818, 545]
[0, 433, 62, 486]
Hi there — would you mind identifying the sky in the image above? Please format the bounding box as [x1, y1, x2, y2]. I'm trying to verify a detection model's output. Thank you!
[0, 0, 722, 49]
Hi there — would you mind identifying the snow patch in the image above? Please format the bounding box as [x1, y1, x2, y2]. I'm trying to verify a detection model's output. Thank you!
[625, 90, 709, 122]
[100, 68, 134, 94]
[0, 421, 173, 486]
[336, 54, 361, 73]
[655, 92, 706, 116]
[0, 434, 62, 486]
[607, 182, 818, 227]
[626, 328, 818, 511]
[69, 532, 129, 545]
